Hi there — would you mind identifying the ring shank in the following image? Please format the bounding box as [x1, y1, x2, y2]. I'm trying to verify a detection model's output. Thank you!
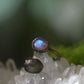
[48, 48, 60, 60]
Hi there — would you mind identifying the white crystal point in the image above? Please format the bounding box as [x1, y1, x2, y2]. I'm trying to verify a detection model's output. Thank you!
[0, 59, 18, 84]
[76, 65, 82, 74]
[6, 59, 18, 72]
[60, 57, 69, 68]
[79, 67, 84, 84]
[54, 57, 69, 74]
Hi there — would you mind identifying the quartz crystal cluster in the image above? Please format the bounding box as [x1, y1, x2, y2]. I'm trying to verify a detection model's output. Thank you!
[0, 52, 84, 84]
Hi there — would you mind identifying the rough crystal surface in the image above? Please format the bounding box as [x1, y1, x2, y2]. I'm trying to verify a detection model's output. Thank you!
[0, 52, 84, 84]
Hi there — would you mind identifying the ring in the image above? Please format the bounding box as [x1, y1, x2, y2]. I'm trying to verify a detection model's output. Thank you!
[32, 37, 60, 60]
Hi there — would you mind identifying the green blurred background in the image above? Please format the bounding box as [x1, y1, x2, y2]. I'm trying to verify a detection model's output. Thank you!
[0, 0, 84, 68]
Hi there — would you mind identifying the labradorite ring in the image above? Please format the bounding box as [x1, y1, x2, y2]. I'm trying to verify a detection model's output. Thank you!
[32, 37, 60, 60]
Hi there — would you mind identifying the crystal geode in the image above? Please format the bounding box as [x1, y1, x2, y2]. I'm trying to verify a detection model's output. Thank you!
[0, 52, 84, 84]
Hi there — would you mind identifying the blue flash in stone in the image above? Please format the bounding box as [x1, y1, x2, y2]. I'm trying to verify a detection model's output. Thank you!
[32, 37, 49, 52]
[34, 40, 46, 49]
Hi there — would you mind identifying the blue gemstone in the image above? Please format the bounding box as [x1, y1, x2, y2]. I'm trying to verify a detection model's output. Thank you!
[34, 39, 46, 49]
